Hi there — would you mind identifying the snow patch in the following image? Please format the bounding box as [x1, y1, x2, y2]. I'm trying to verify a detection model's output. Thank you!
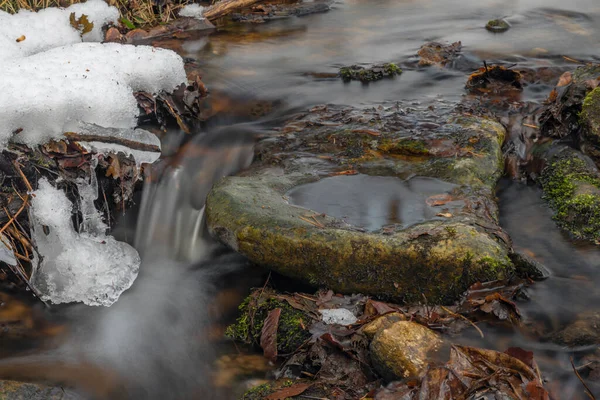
[30, 178, 140, 306]
[0, 0, 119, 60]
[0, 42, 185, 148]
[320, 308, 358, 325]
[179, 4, 205, 20]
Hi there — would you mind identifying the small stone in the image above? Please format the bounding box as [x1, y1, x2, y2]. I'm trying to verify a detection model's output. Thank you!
[486, 19, 510, 33]
[104, 27, 124, 43]
[370, 321, 444, 381]
[552, 310, 600, 346]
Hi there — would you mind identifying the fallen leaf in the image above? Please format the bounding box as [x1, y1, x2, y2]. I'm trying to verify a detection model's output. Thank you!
[436, 212, 452, 218]
[260, 308, 281, 362]
[69, 12, 94, 36]
[556, 71, 572, 87]
[15, 35, 25, 43]
[265, 383, 311, 400]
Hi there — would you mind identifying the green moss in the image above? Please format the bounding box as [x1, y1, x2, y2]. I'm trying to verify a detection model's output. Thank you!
[241, 383, 272, 400]
[225, 292, 310, 354]
[581, 87, 600, 139]
[540, 154, 600, 241]
[378, 138, 429, 156]
[339, 63, 402, 82]
[485, 19, 510, 32]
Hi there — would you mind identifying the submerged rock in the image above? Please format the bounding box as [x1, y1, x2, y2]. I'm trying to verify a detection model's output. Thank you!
[417, 41, 462, 67]
[339, 63, 402, 82]
[485, 19, 510, 33]
[0, 381, 66, 400]
[206, 103, 524, 303]
[552, 310, 600, 347]
[370, 321, 444, 381]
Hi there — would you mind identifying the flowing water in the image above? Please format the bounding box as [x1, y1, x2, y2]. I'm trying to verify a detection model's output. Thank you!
[3, 0, 600, 399]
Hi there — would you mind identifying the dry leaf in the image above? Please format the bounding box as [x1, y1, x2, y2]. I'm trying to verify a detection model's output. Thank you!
[260, 308, 281, 362]
[15, 35, 25, 43]
[265, 383, 311, 400]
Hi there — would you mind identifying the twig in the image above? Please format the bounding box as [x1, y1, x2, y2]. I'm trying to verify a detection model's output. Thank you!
[570, 356, 597, 400]
[563, 55, 583, 64]
[0, 196, 29, 236]
[522, 123, 539, 129]
[299, 215, 324, 228]
[440, 305, 484, 339]
[12, 161, 33, 192]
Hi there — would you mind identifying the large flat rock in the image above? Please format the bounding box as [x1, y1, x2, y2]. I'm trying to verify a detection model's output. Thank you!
[206, 103, 521, 303]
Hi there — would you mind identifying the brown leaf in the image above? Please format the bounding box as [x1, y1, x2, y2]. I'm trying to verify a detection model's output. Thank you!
[265, 383, 311, 400]
[15, 35, 25, 43]
[505, 347, 534, 369]
[260, 308, 281, 362]
[364, 299, 398, 317]
[426, 193, 454, 207]
[69, 13, 94, 36]
[105, 157, 121, 179]
[525, 381, 550, 400]
[556, 71, 572, 87]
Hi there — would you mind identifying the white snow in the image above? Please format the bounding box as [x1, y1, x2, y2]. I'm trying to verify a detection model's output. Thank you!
[0, 0, 119, 60]
[0, 42, 185, 148]
[320, 308, 358, 325]
[178, 4, 205, 20]
[30, 178, 140, 306]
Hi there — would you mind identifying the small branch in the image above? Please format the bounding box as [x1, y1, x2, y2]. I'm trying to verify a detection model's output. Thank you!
[203, 0, 265, 21]
[63, 132, 161, 153]
[570, 356, 597, 400]
[441, 305, 484, 338]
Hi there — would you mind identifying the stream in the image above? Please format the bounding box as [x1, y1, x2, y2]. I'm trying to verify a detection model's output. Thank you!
[2, 0, 600, 399]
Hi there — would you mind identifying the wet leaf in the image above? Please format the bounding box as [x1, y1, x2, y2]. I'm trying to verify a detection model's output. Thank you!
[364, 299, 398, 317]
[505, 346, 534, 369]
[105, 157, 121, 179]
[15, 35, 25, 43]
[260, 308, 281, 362]
[265, 383, 311, 400]
[69, 13, 94, 36]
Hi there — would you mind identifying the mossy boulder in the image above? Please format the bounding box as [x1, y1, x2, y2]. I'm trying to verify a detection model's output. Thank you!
[539, 146, 600, 241]
[206, 104, 524, 304]
[225, 289, 310, 354]
[370, 321, 444, 381]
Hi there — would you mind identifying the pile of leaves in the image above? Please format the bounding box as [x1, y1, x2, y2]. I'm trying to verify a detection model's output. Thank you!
[229, 277, 552, 400]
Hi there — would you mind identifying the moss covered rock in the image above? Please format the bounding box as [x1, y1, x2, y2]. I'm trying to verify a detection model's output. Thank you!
[540, 147, 600, 241]
[339, 63, 401, 82]
[206, 104, 524, 304]
[370, 321, 444, 381]
[225, 289, 310, 354]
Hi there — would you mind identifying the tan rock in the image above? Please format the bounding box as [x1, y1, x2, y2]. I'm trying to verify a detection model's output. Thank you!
[370, 321, 443, 381]
[362, 312, 406, 339]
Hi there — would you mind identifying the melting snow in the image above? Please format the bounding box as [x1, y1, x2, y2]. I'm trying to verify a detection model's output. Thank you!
[179, 4, 205, 20]
[0, 0, 119, 60]
[31, 178, 140, 306]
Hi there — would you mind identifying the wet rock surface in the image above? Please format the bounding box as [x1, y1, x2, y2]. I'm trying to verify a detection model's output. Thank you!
[539, 145, 600, 241]
[370, 321, 444, 381]
[339, 63, 402, 82]
[206, 102, 526, 303]
[0, 381, 67, 400]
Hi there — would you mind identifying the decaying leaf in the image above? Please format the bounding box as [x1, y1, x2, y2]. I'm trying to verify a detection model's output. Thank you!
[265, 383, 311, 400]
[260, 308, 281, 362]
[15, 35, 25, 43]
[69, 13, 94, 36]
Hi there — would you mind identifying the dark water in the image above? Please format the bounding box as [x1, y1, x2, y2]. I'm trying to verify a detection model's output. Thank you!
[287, 175, 460, 231]
[4, 0, 600, 399]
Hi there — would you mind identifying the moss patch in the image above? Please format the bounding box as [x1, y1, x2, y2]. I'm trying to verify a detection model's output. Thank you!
[225, 290, 310, 354]
[581, 87, 600, 140]
[540, 152, 600, 241]
[340, 63, 402, 82]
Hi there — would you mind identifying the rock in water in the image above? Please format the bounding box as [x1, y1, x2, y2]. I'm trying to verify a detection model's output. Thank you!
[206, 103, 522, 303]
[369, 321, 443, 381]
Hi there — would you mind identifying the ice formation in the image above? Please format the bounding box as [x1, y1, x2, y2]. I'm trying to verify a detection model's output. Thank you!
[0, 0, 119, 60]
[179, 4, 205, 20]
[30, 178, 140, 306]
[319, 308, 358, 325]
